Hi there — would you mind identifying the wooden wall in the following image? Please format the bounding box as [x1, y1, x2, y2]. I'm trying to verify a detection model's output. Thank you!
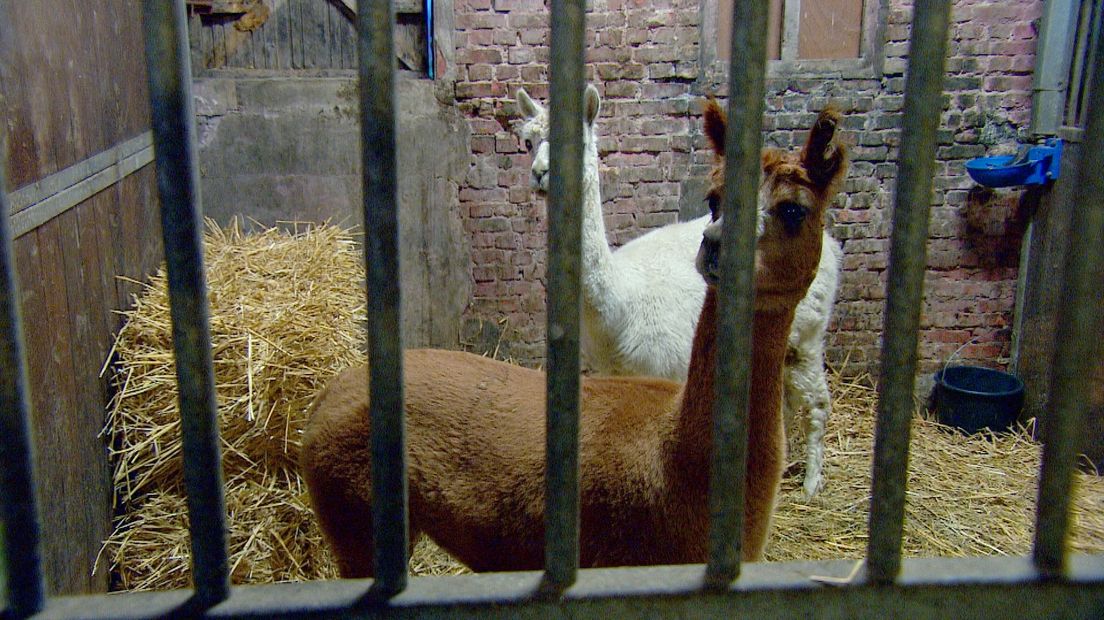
[1, 0, 163, 595]
[189, 0, 428, 74]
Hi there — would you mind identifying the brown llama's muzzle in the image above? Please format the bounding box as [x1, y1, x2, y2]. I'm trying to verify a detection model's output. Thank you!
[695, 234, 721, 286]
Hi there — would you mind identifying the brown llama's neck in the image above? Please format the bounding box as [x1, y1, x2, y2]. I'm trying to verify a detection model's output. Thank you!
[672, 287, 794, 508]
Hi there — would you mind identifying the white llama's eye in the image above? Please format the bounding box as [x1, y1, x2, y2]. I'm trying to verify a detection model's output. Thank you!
[525, 139, 533, 152]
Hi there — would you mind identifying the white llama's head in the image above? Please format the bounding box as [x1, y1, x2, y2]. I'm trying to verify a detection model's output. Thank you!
[515, 84, 601, 194]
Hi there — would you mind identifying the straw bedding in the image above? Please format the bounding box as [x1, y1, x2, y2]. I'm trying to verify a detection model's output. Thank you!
[102, 222, 1103, 590]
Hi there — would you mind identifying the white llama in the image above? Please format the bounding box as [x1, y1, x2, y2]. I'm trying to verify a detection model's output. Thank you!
[515, 86, 843, 498]
[517, 85, 710, 381]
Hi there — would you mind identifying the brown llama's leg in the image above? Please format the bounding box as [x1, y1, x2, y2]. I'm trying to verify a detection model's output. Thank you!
[310, 483, 375, 578]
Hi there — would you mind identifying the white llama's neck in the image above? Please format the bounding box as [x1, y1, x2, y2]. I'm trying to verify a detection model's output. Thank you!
[580, 138, 616, 299]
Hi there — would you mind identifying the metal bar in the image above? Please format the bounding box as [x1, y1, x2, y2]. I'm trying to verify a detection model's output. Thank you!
[1033, 12, 1104, 578]
[705, 0, 769, 589]
[866, 0, 952, 585]
[0, 148, 46, 618]
[357, 0, 408, 597]
[542, 0, 586, 591]
[31, 555, 1104, 620]
[142, 0, 230, 604]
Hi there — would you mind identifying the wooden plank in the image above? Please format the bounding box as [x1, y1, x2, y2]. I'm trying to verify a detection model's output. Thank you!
[90, 1, 122, 149]
[768, 0, 783, 60]
[36, 218, 85, 595]
[310, 0, 326, 70]
[341, 0, 355, 68]
[17, 219, 88, 595]
[134, 166, 164, 279]
[69, 1, 102, 157]
[12, 231, 61, 593]
[55, 206, 113, 592]
[325, 0, 342, 68]
[112, 0, 151, 141]
[0, 0, 42, 189]
[78, 190, 120, 361]
[113, 168, 145, 310]
[717, 0, 784, 63]
[7, 136, 154, 239]
[293, 0, 305, 69]
[7, 132, 153, 214]
[8, 148, 153, 237]
[280, 0, 292, 70]
[8, 3, 69, 178]
[798, 0, 863, 60]
[782, 0, 801, 61]
[337, 0, 422, 14]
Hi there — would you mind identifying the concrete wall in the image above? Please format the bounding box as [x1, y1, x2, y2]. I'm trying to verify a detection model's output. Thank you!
[193, 74, 472, 349]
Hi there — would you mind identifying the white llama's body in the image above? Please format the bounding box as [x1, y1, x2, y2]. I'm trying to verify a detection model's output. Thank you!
[516, 86, 842, 497]
[581, 215, 711, 380]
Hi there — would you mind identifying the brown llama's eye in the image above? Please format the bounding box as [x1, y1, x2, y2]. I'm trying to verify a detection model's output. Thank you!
[774, 201, 808, 236]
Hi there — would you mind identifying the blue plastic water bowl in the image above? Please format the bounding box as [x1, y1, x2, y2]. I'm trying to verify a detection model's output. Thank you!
[932, 365, 1025, 434]
[965, 138, 1063, 187]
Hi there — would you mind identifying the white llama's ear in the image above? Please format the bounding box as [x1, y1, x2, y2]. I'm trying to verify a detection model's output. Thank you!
[516, 88, 541, 119]
[584, 84, 601, 126]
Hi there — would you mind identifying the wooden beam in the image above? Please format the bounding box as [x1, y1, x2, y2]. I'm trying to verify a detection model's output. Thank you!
[335, 0, 423, 16]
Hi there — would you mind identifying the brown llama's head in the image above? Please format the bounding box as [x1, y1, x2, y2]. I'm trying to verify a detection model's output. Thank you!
[696, 100, 848, 313]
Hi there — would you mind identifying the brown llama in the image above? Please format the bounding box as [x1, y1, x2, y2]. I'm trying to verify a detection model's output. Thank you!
[300, 101, 848, 576]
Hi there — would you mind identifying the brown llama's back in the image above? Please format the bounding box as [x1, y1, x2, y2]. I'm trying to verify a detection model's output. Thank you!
[300, 349, 704, 576]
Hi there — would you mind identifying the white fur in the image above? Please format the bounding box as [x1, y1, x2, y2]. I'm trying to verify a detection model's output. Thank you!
[517, 85, 708, 381]
[515, 86, 842, 498]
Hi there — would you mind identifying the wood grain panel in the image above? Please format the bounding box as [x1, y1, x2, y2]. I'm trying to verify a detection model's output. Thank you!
[4, 0, 163, 596]
[2, 0, 150, 188]
[716, 0, 785, 63]
[195, 0, 365, 71]
[798, 0, 863, 60]
[56, 207, 113, 592]
[0, 0, 41, 188]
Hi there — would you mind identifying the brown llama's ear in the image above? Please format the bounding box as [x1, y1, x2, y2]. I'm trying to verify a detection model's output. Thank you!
[761, 149, 785, 177]
[801, 106, 847, 190]
[703, 98, 727, 156]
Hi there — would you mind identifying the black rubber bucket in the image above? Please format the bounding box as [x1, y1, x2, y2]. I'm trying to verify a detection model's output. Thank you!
[932, 365, 1025, 434]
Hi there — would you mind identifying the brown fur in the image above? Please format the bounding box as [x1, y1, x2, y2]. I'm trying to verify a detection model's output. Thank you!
[300, 101, 848, 577]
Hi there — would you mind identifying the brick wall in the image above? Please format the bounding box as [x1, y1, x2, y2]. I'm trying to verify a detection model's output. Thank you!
[451, 0, 1043, 378]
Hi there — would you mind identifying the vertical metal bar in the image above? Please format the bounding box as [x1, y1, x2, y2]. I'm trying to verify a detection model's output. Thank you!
[543, 0, 586, 591]
[0, 156, 46, 617]
[357, 0, 407, 596]
[866, 0, 952, 585]
[705, 0, 769, 589]
[142, 0, 230, 604]
[1033, 16, 1104, 578]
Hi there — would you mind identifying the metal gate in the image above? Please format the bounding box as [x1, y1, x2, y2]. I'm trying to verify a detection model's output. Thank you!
[3, 1, 1103, 617]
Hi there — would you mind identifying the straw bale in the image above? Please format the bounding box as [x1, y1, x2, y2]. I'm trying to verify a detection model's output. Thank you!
[103, 222, 1103, 591]
[103, 221, 359, 589]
